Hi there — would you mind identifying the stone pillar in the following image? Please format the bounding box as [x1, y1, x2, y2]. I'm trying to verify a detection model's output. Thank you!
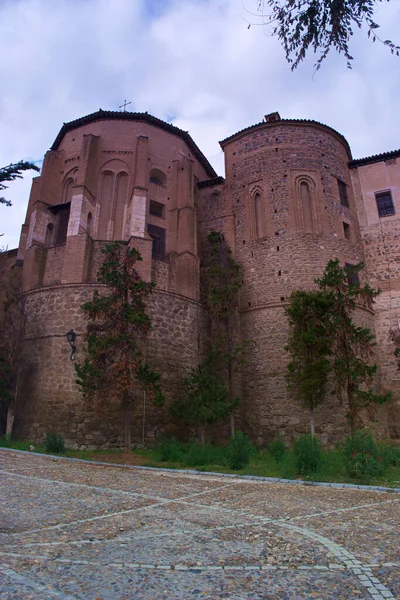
[171, 156, 199, 300]
[61, 191, 93, 284]
[124, 135, 152, 280]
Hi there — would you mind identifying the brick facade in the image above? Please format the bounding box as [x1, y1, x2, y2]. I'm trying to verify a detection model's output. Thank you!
[2, 110, 399, 447]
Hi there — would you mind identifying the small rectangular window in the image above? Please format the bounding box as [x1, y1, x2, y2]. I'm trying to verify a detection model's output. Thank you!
[345, 263, 359, 286]
[343, 222, 351, 240]
[149, 200, 164, 218]
[338, 180, 349, 208]
[49, 202, 71, 246]
[147, 224, 166, 259]
[375, 191, 395, 217]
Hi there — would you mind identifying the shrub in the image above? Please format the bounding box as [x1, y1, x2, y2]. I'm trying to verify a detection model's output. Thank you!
[268, 437, 286, 463]
[228, 431, 253, 470]
[346, 451, 383, 479]
[376, 441, 400, 468]
[293, 433, 322, 475]
[343, 429, 384, 479]
[44, 431, 65, 454]
[158, 439, 183, 462]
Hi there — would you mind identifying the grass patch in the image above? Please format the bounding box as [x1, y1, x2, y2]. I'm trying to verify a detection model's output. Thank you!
[1, 434, 400, 488]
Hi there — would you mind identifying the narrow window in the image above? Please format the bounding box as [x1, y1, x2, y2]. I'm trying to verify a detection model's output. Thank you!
[45, 223, 54, 248]
[52, 203, 71, 246]
[147, 224, 166, 259]
[62, 179, 74, 204]
[254, 192, 265, 238]
[375, 191, 395, 217]
[338, 180, 349, 208]
[149, 200, 164, 218]
[300, 181, 313, 233]
[113, 172, 128, 240]
[345, 263, 360, 286]
[343, 222, 351, 240]
[87, 212, 93, 236]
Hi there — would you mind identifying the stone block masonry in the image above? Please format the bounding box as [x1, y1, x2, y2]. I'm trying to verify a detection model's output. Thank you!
[1, 110, 399, 446]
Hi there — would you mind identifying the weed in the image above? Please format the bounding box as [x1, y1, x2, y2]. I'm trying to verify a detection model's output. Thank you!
[228, 431, 254, 470]
[293, 434, 322, 475]
[268, 436, 286, 463]
[44, 431, 65, 454]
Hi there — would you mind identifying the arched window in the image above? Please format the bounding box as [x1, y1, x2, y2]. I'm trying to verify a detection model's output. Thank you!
[62, 178, 74, 204]
[113, 172, 128, 240]
[300, 181, 313, 233]
[97, 171, 115, 240]
[87, 212, 93, 237]
[149, 168, 166, 187]
[254, 192, 265, 238]
[45, 223, 54, 248]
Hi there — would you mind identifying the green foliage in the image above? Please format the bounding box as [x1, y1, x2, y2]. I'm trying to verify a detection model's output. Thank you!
[170, 351, 240, 443]
[316, 260, 391, 430]
[377, 442, 400, 468]
[256, 0, 399, 71]
[44, 431, 65, 454]
[0, 161, 40, 206]
[0, 360, 12, 407]
[158, 438, 183, 462]
[228, 431, 254, 470]
[267, 436, 286, 463]
[285, 290, 333, 433]
[203, 231, 245, 436]
[343, 429, 383, 479]
[293, 433, 322, 475]
[75, 242, 164, 450]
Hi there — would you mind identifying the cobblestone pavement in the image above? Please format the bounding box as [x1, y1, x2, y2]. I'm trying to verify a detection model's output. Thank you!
[0, 450, 399, 599]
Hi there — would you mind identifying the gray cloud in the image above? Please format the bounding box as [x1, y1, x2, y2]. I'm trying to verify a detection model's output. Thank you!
[1, 0, 399, 248]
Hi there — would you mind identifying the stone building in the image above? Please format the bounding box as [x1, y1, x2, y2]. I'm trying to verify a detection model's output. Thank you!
[2, 110, 399, 447]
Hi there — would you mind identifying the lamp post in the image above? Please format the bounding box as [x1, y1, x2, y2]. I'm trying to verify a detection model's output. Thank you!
[66, 329, 76, 361]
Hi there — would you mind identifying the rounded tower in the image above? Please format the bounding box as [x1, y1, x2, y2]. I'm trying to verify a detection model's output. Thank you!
[16, 111, 216, 448]
[220, 113, 374, 443]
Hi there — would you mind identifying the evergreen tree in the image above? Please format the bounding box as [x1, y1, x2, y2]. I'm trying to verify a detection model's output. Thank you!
[0, 263, 26, 436]
[204, 231, 244, 438]
[75, 241, 164, 451]
[169, 350, 239, 445]
[316, 259, 391, 430]
[285, 290, 333, 434]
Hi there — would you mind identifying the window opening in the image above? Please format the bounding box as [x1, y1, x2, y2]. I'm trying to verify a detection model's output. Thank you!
[149, 200, 164, 218]
[338, 180, 349, 208]
[147, 224, 166, 259]
[254, 192, 264, 238]
[300, 181, 313, 233]
[149, 168, 166, 187]
[343, 222, 351, 240]
[375, 191, 395, 217]
[345, 263, 360, 286]
[49, 202, 71, 246]
[45, 223, 54, 248]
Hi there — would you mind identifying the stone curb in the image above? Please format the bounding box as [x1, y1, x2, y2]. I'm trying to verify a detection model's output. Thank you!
[1, 447, 400, 494]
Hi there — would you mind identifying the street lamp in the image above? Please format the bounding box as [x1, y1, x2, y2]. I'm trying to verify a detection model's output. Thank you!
[66, 329, 76, 361]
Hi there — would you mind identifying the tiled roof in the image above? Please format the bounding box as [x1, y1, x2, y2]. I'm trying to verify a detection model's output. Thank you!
[50, 110, 217, 179]
[197, 176, 225, 189]
[349, 148, 400, 168]
[219, 118, 352, 158]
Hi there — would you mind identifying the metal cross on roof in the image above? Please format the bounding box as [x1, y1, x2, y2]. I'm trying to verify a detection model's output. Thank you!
[119, 100, 132, 112]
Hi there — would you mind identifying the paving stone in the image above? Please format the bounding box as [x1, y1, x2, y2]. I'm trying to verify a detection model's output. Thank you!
[0, 449, 399, 599]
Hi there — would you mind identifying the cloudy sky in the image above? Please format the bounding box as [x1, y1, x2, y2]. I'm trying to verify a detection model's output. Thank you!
[1, 0, 399, 249]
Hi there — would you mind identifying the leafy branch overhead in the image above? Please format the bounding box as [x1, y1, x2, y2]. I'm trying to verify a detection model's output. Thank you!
[255, 0, 399, 70]
[0, 161, 40, 206]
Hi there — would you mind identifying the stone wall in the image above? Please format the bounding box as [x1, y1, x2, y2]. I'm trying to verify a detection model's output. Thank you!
[15, 283, 205, 448]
